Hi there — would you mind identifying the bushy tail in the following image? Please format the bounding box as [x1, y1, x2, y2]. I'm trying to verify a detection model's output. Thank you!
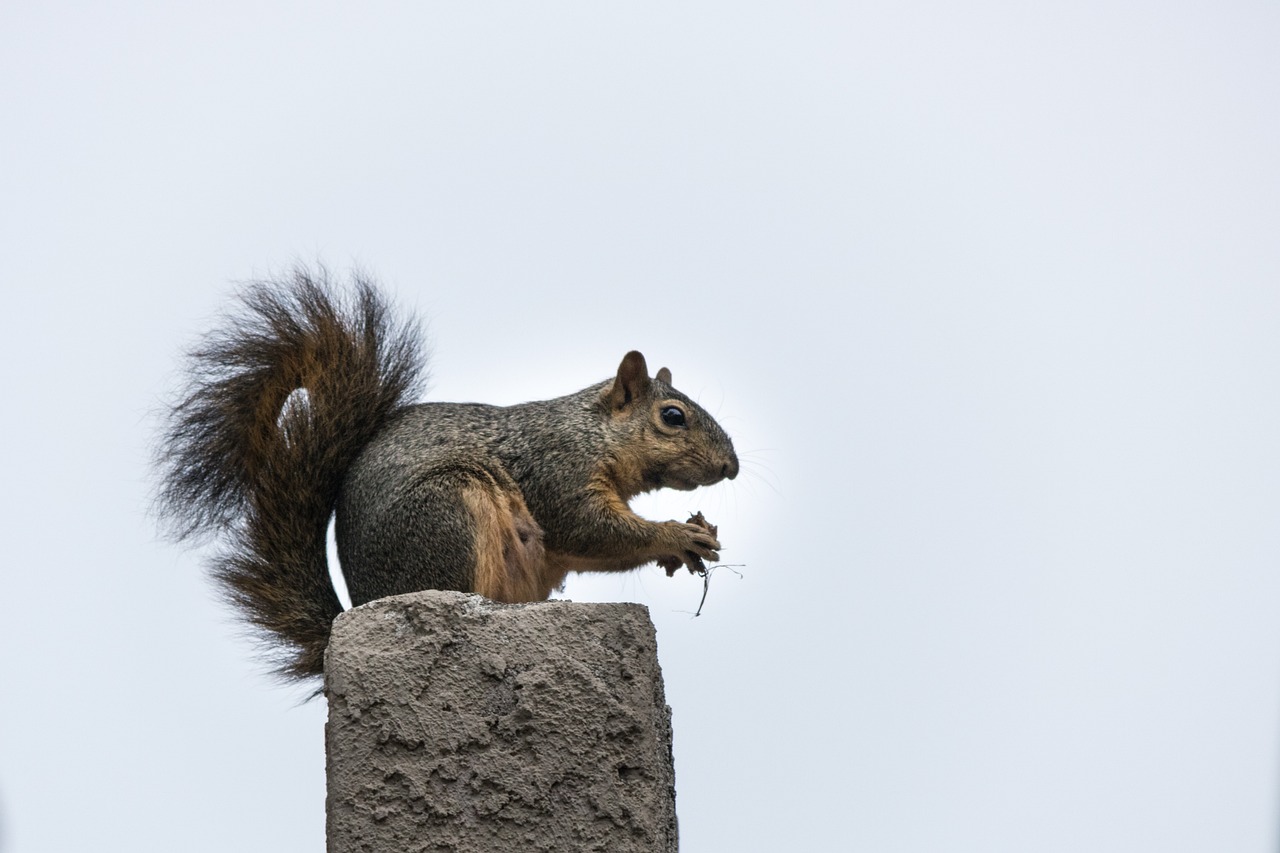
[155, 267, 424, 681]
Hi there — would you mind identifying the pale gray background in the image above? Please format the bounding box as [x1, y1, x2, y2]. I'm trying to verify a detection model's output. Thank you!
[3, 2, 1278, 851]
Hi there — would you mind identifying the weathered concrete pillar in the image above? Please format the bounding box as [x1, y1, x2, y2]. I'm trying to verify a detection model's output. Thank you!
[324, 590, 678, 852]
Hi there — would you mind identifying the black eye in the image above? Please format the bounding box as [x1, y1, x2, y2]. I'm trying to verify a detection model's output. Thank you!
[660, 406, 687, 428]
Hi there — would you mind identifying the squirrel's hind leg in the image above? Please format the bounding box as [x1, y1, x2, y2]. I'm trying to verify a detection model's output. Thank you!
[459, 477, 555, 603]
[338, 465, 556, 605]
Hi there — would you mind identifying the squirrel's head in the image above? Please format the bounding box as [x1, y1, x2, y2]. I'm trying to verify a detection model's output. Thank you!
[602, 351, 739, 495]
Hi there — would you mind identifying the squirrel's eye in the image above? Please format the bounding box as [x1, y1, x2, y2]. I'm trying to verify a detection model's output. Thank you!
[660, 406, 687, 428]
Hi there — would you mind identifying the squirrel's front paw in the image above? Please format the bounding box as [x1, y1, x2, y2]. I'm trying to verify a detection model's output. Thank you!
[660, 515, 721, 575]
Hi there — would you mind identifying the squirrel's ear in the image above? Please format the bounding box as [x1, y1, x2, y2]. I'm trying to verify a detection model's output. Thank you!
[607, 351, 651, 409]
[655, 367, 672, 385]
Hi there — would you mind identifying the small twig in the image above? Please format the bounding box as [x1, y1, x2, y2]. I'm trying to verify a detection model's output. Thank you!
[663, 509, 743, 616]
[693, 562, 710, 617]
[690, 563, 745, 618]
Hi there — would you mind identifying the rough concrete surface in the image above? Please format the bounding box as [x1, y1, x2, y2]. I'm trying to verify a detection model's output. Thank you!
[325, 591, 678, 853]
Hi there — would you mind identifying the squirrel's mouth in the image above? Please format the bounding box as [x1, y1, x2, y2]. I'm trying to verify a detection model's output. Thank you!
[660, 470, 726, 491]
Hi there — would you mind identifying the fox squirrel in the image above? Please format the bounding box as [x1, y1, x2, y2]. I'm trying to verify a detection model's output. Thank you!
[155, 268, 738, 682]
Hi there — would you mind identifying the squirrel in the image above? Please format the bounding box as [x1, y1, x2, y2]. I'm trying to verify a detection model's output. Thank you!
[155, 267, 738, 682]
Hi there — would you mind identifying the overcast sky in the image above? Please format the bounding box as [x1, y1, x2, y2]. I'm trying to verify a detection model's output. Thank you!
[3, 2, 1279, 851]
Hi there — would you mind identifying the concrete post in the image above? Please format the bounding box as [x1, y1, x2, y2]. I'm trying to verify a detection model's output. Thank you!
[324, 591, 678, 852]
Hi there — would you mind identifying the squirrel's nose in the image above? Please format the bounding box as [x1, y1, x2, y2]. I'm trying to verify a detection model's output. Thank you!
[722, 454, 739, 481]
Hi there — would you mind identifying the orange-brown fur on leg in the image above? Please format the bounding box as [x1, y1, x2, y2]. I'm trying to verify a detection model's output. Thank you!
[461, 480, 561, 602]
